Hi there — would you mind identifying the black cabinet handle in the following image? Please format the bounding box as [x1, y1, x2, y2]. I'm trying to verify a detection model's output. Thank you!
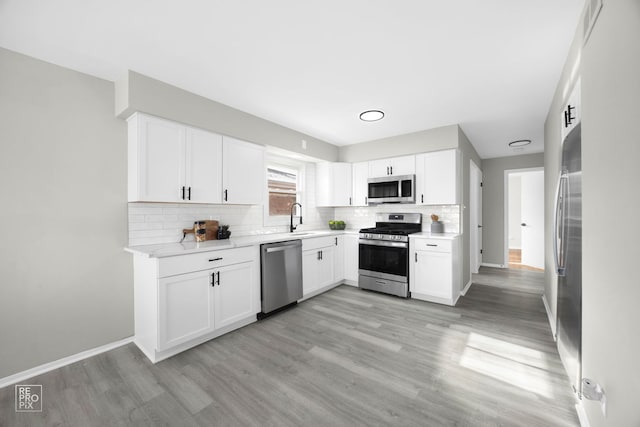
[224, 189, 228, 201]
[521, 223, 527, 227]
[421, 194, 424, 203]
[365, 196, 368, 205]
[335, 237, 338, 246]
[181, 186, 185, 200]
[209, 257, 223, 262]
[427, 244, 438, 247]
[390, 166, 393, 175]
[210, 273, 215, 286]
[349, 197, 352, 205]
[386, 166, 389, 175]
[216, 271, 220, 286]
[188, 187, 191, 200]
[415, 252, 418, 262]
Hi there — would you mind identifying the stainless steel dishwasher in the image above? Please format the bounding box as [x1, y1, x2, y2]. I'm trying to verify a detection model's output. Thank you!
[259, 239, 303, 318]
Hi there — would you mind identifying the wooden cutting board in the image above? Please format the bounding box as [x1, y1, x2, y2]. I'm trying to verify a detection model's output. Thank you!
[183, 220, 219, 241]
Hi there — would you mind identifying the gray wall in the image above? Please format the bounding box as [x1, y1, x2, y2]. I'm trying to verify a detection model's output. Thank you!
[457, 128, 482, 287]
[116, 71, 338, 162]
[480, 153, 544, 266]
[338, 125, 459, 162]
[0, 48, 132, 378]
[580, 1, 640, 425]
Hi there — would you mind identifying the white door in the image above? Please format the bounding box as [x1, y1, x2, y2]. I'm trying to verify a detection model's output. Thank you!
[521, 170, 545, 269]
[222, 137, 265, 205]
[390, 155, 416, 175]
[302, 249, 318, 295]
[185, 127, 223, 203]
[352, 162, 369, 206]
[333, 236, 344, 283]
[368, 159, 391, 177]
[470, 160, 483, 273]
[413, 250, 452, 299]
[332, 163, 353, 206]
[213, 261, 256, 329]
[138, 115, 185, 202]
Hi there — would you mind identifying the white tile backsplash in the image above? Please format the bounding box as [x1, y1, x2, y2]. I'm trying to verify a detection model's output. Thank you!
[334, 204, 460, 233]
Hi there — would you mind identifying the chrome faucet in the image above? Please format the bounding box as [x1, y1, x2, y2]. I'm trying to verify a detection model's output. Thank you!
[290, 202, 303, 232]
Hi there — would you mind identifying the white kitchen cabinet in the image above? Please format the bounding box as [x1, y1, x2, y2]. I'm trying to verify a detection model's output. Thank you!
[415, 149, 460, 205]
[128, 113, 264, 205]
[128, 113, 187, 202]
[342, 234, 359, 285]
[213, 261, 257, 329]
[302, 236, 337, 296]
[222, 136, 265, 205]
[369, 155, 415, 177]
[334, 235, 344, 283]
[158, 269, 213, 351]
[351, 162, 369, 206]
[409, 236, 461, 306]
[133, 245, 259, 363]
[316, 162, 353, 207]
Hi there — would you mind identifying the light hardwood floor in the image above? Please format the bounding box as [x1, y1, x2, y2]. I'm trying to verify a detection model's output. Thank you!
[1, 268, 578, 426]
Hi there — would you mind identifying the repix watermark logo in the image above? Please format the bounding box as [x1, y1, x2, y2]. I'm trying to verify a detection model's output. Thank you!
[15, 385, 42, 412]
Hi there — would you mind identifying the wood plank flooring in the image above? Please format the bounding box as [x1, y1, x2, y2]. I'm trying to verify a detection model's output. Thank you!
[1, 268, 578, 426]
[509, 249, 544, 272]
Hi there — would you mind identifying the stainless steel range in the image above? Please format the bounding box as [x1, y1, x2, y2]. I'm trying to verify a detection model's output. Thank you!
[359, 213, 421, 298]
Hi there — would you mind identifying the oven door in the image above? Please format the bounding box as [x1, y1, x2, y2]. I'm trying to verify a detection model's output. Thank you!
[359, 239, 408, 282]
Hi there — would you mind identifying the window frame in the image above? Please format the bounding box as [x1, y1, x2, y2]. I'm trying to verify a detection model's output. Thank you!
[264, 156, 305, 227]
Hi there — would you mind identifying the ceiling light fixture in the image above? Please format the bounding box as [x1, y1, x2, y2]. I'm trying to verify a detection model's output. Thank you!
[508, 139, 532, 148]
[359, 110, 385, 122]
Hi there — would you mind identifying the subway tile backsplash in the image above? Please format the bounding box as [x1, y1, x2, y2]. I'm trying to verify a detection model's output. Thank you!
[334, 204, 460, 233]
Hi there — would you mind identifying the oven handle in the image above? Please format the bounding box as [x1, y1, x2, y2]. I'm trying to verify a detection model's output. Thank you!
[359, 239, 408, 248]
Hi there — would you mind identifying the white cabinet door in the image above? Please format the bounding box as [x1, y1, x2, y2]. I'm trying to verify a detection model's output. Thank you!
[343, 234, 359, 283]
[303, 246, 335, 295]
[302, 249, 319, 295]
[185, 127, 223, 203]
[213, 261, 256, 329]
[132, 114, 185, 202]
[352, 162, 369, 206]
[413, 250, 452, 299]
[334, 236, 344, 283]
[390, 155, 416, 176]
[368, 155, 415, 177]
[369, 159, 392, 177]
[222, 137, 265, 205]
[416, 149, 459, 205]
[316, 162, 353, 207]
[158, 270, 213, 351]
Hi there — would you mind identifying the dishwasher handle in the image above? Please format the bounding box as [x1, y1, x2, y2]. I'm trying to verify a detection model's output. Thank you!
[264, 241, 302, 253]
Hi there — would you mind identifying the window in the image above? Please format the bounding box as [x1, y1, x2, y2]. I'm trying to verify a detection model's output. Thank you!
[265, 160, 303, 225]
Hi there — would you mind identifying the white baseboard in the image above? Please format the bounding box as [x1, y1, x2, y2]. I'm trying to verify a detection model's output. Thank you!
[460, 280, 472, 296]
[542, 295, 557, 340]
[0, 337, 133, 389]
[480, 262, 506, 268]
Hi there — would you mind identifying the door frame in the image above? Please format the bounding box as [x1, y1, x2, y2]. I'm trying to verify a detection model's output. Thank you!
[469, 159, 482, 275]
[503, 167, 544, 267]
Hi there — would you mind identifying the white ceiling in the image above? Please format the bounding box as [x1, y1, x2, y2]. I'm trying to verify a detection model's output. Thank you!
[0, 0, 584, 159]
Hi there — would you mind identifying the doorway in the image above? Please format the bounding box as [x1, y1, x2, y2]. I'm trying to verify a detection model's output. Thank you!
[505, 168, 544, 271]
[470, 160, 483, 275]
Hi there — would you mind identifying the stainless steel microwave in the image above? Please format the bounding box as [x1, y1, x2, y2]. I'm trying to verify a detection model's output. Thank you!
[367, 174, 415, 204]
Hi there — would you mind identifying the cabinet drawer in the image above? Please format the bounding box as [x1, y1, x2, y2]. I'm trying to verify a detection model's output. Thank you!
[412, 239, 452, 253]
[159, 246, 255, 278]
[302, 236, 338, 251]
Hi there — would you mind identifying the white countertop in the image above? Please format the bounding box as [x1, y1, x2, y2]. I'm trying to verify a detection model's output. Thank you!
[409, 232, 460, 240]
[125, 229, 359, 258]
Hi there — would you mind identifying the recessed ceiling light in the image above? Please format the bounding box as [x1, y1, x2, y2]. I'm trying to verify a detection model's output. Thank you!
[359, 110, 385, 122]
[508, 139, 532, 147]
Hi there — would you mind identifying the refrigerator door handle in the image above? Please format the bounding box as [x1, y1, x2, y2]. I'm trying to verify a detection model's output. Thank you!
[554, 172, 568, 276]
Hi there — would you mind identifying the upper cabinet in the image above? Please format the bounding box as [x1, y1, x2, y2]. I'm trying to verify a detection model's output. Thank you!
[351, 162, 369, 207]
[369, 155, 415, 177]
[415, 149, 460, 205]
[316, 162, 353, 207]
[127, 113, 264, 205]
[222, 136, 265, 205]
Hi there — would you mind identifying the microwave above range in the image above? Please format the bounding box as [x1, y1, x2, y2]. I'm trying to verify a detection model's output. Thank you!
[367, 174, 415, 204]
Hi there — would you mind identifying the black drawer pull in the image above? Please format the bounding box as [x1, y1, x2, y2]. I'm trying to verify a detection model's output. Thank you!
[209, 257, 223, 262]
[426, 244, 438, 247]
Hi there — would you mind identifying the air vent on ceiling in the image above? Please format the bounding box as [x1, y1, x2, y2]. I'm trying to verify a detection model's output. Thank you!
[583, 0, 603, 45]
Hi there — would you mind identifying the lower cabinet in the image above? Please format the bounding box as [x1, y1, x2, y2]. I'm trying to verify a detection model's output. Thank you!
[409, 236, 461, 306]
[302, 236, 341, 297]
[134, 246, 259, 363]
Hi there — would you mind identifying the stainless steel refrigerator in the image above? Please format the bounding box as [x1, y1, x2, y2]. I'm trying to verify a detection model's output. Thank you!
[554, 117, 582, 395]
